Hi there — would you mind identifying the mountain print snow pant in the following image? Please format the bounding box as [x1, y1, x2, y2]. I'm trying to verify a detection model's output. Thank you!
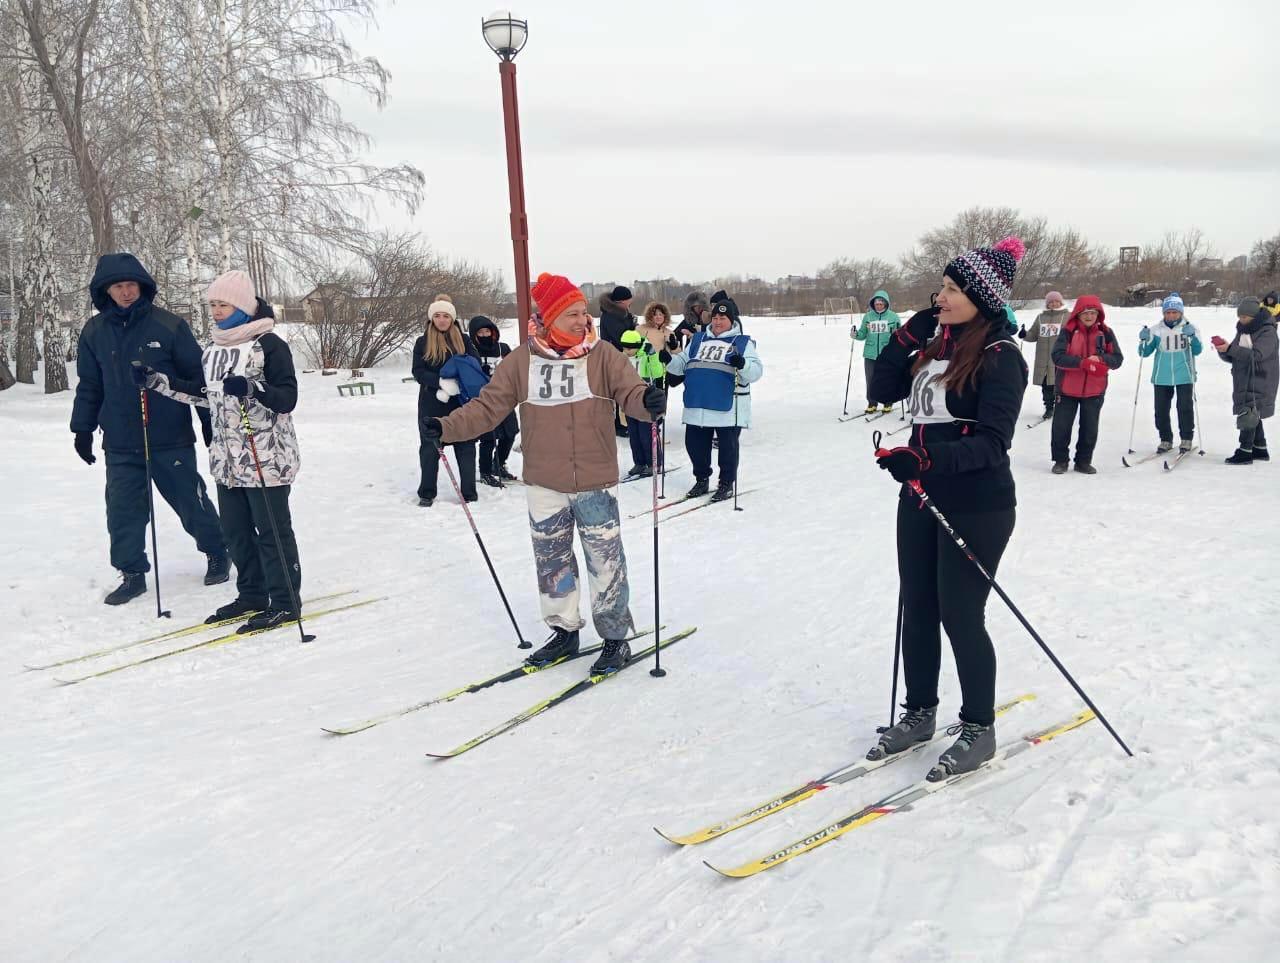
[104, 446, 226, 574]
[216, 483, 301, 610]
[526, 485, 634, 640]
[1154, 383, 1195, 443]
[896, 500, 1016, 727]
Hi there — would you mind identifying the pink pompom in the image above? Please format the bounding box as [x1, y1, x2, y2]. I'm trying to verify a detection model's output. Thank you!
[994, 236, 1026, 263]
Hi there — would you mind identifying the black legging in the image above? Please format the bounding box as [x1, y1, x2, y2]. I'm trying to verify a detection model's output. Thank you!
[896, 499, 1015, 726]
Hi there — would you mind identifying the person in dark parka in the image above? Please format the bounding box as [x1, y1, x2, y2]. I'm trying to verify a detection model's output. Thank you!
[1217, 298, 1279, 464]
[70, 252, 228, 606]
[468, 315, 520, 487]
[598, 286, 637, 435]
[412, 298, 480, 505]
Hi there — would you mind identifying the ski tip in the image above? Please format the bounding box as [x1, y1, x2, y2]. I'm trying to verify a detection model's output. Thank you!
[321, 726, 358, 736]
[703, 860, 749, 879]
[52, 676, 80, 687]
[653, 826, 684, 845]
[425, 751, 458, 760]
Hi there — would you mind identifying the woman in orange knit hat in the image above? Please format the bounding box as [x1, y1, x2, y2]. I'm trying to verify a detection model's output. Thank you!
[423, 273, 668, 675]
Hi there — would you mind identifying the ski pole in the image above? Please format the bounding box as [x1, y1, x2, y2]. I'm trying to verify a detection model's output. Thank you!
[841, 340, 856, 416]
[1126, 352, 1145, 454]
[138, 385, 171, 620]
[872, 430, 1132, 758]
[649, 420, 666, 678]
[660, 414, 667, 500]
[437, 445, 532, 649]
[238, 403, 314, 643]
[877, 591, 904, 733]
[1188, 344, 1205, 455]
[732, 383, 743, 513]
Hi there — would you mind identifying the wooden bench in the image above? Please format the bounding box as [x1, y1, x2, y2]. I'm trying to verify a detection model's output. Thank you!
[337, 381, 376, 397]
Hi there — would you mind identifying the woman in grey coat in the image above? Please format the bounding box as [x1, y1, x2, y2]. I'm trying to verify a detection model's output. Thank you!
[1216, 298, 1278, 465]
[1018, 291, 1069, 417]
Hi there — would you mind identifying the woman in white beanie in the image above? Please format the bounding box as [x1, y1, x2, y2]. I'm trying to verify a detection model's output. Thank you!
[411, 296, 480, 506]
[135, 269, 305, 631]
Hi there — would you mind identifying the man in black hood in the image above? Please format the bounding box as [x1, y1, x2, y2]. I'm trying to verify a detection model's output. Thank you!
[597, 286, 636, 435]
[467, 315, 520, 486]
[70, 252, 228, 605]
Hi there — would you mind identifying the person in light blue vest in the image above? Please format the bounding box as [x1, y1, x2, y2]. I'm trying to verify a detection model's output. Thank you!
[1137, 293, 1202, 453]
[665, 296, 764, 502]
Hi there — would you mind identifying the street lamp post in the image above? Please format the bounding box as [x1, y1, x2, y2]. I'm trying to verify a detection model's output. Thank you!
[482, 11, 531, 326]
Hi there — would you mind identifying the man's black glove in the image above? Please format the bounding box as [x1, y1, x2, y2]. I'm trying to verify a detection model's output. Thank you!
[643, 385, 667, 419]
[726, 353, 746, 370]
[658, 349, 672, 364]
[222, 376, 252, 398]
[130, 363, 155, 388]
[74, 432, 96, 465]
[903, 305, 941, 345]
[423, 417, 444, 449]
[201, 419, 214, 447]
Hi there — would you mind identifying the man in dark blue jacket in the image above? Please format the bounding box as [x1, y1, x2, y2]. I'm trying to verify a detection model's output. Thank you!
[70, 253, 228, 605]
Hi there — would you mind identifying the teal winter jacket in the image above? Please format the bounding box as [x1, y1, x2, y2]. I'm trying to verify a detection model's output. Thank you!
[1138, 318, 1202, 386]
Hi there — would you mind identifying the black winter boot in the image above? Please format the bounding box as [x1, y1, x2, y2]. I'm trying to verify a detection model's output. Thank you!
[204, 553, 231, 586]
[495, 462, 517, 481]
[206, 597, 266, 624]
[104, 572, 147, 606]
[1073, 462, 1097, 475]
[1051, 461, 1068, 475]
[928, 720, 996, 780]
[1252, 446, 1269, 462]
[524, 628, 580, 666]
[709, 480, 734, 503]
[686, 478, 710, 498]
[589, 639, 631, 675]
[480, 473, 504, 488]
[1225, 448, 1254, 465]
[237, 607, 301, 634]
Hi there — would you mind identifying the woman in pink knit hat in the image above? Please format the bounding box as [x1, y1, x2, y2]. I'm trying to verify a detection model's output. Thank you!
[135, 269, 306, 632]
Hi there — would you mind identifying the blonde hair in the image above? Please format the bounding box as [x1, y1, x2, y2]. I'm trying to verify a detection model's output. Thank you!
[422, 320, 465, 365]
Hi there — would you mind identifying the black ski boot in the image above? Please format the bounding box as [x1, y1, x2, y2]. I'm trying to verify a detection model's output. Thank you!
[686, 478, 710, 498]
[1051, 461, 1068, 475]
[1225, 448, 1254, 465]
[1073, 462, 1097, 475]
[480, 472, 504, 488]
[206, 597, 266, 624]
[237, 607, 300, 634]
[419, 497, 434, 507]
[104, 572, 147, 606]
[589, 639, 631, 675]
[927, 720, 996, 781]
[709, 480, 734, 503]
[524, 628, 580, 666]
[204, 553, 231, 586]
[866, 704, 937, 761]
[1253, 446, 1270, 462]
[495, 462, 517, 481]
[1156, 440, 1173, 454]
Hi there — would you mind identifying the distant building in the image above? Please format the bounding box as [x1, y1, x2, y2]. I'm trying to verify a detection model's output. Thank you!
[776, 274, 818, 292]
[1228, 255, 1248, 271]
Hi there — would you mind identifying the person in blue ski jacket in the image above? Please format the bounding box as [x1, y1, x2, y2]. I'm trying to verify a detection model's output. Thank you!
[1137, 293, 1202, 453]
[665, 295, 764, 502]
[70, 252, 228, 605]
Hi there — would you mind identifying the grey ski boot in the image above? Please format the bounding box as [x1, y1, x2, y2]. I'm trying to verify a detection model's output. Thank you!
[927, 720, 996, 781]
[866, 705, 937, 761]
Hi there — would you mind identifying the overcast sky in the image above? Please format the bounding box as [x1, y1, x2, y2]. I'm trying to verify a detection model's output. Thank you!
[340, 0, 1279, 287]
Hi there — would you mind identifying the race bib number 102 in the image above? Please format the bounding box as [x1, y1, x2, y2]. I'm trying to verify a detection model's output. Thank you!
[526, 358, 593, 407]
[203, 346, 250, 396]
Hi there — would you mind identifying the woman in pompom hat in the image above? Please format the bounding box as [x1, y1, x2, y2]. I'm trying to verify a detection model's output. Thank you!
[412, 295, 481, 506]
[865, 237, 1030, 778]
[134, 269, 305, 631]
[423, 272, 668, 676]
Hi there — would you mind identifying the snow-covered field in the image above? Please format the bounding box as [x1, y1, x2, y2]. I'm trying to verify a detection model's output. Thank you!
[3, 305, 1277, 962]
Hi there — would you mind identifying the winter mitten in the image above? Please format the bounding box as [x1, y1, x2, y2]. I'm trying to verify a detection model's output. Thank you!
[423, 417, 444, 449]
[436, 377, 461, 403]
[659, 349, 672, 364]
[1139, 326, 1150, 341]
[222, 376, 252, 398]
[876, 445, 931, 482]
[74, 431, 96, 466]
[1184, 324, 1197, 339]
[1018, 325, 1027, 338]
[643, 385, 667, 419]
[849, 325, 859, 341]
[726, 352, 746, 370]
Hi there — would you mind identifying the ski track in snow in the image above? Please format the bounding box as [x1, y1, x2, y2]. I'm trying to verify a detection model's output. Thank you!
[3, 308, 1278, 961]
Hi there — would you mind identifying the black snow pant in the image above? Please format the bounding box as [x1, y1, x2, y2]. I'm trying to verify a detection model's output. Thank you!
[1154, 383, 1195, 442]
[1051, 394, 1105, 465]
[627, 416, 664, 470]
[1040, 383, 1056, 410]
[1239, 420, 1267, 452]
[104, 446, 225, 574]
[419, 419, 477, 501]
[896, 499, 1016, 727]
[216, 483, 301, 610]
[685, 425, 741, 483]
[478, 413, 518, 475]
[865, 358, 886, 406]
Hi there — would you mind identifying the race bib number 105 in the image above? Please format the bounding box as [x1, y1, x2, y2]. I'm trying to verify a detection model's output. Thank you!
[526, 358, 593, 407]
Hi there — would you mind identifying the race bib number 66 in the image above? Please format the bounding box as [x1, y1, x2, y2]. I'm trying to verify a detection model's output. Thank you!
[526, 358, 592, 407]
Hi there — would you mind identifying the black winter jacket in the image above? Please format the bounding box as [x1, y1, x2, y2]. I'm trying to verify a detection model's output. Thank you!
[412, 328, 479, 420]
[871, 310, 1029, 513]
[597, 294, 636, 350]
[70, 253, 210, 452]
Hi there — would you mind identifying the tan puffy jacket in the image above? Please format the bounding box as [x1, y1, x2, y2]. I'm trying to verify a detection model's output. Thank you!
[439, 339, 651, 493]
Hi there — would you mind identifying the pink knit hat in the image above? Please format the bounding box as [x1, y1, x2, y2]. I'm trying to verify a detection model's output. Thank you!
[207, 270, 257, 316]
[1045, 291, 1065, 306]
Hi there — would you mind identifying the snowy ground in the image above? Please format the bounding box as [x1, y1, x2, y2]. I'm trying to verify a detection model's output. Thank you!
[3, 305, 1277, 962]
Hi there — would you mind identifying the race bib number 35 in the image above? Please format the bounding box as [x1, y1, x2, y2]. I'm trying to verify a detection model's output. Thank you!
[527, 358, 593, 407]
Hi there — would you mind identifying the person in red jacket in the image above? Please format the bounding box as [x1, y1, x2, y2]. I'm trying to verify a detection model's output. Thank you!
[1049, 296, 1124, 474]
